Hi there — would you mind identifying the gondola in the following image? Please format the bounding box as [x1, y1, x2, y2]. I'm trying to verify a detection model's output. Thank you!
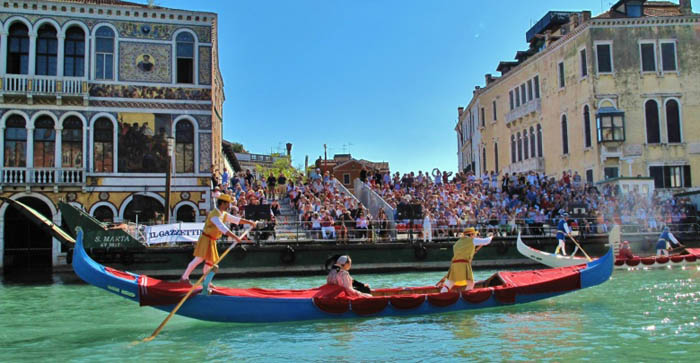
[516, 230, 700, 270]
[73, 229, 613, 323]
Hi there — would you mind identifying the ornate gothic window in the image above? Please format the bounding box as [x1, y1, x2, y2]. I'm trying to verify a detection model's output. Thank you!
[62, 117, 83, 168]
[93, 118, 113, 172]
[175, 120, 195, 173]
[7, 23, 30, 74]
[34, 117, 55, 168]
[36, 24, 58, 76]
[4, 115, 27, 167]
[95, 26, 115, 80]
[64, 27, 85, 77]
[176, 32, 195, 84]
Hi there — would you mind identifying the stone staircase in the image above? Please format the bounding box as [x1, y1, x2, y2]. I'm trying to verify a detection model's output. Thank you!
[274, 197, 301, 240]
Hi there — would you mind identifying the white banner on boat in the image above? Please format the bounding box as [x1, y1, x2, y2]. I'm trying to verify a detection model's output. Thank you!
[145, 223, 204, 245]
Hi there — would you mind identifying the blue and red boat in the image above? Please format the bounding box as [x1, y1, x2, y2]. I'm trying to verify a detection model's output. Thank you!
[72, 228, 613, 323]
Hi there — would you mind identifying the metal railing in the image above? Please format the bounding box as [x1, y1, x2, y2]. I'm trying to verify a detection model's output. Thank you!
[1, 167, 85, 185]
[254, 218, 699, 244]
[353, 178, 396, 236]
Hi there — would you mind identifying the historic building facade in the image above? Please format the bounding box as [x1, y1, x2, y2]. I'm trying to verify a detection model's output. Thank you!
[457, 0, 698, 190]
[0, 0, 223, 275]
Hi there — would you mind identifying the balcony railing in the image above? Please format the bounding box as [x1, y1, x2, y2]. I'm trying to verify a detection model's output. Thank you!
[505, 157, 545, 174]
[1, 75, 87, 96]
[506, 99, 541, 125]
[1, 167, 85, 185]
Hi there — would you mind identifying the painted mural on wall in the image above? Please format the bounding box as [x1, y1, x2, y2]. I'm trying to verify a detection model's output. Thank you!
[199, 133, 212, 173]
[198, 46, 212, 85]
[89, 84, 211, 100]
[195, 115, 212, 129]
[119, 42, 171, 83]
[117, 112, 171, 173]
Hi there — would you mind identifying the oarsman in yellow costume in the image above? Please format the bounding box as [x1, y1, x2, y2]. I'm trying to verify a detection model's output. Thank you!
[436, 227, 493, 293]
[180, 194, 257, 284]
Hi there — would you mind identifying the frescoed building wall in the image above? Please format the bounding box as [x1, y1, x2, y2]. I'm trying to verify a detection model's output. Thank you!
[0, 0, 224, 275]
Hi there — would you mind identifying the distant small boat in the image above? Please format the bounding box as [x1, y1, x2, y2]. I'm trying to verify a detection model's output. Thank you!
[516, 233, 589, 268]
[72, 229, 614, 323]
[516, 229, 700, 270]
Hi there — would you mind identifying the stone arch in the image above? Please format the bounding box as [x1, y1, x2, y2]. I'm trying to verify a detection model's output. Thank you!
[0, 110, 30, 128]
[119, 192, 165, 223]
[3, 16, 33, 33]
[29, 110, 58, 129]
[173, 201, 198, 222]
[33, 18, 61, 34]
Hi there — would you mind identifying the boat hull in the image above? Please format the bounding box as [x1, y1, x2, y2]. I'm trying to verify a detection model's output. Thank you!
[72, 229, 614, 323]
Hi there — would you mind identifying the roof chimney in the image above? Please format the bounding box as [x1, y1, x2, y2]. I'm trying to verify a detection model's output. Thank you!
[680, 0, 692, 15]
[582, 11, 591, 22]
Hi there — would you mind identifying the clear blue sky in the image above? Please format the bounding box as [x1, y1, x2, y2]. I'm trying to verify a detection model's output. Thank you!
[145, 0, 695, 174]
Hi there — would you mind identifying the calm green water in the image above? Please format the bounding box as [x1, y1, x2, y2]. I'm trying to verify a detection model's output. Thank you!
[1, 267, 699, 362]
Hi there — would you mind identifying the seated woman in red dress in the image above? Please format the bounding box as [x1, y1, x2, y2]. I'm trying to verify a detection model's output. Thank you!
[617, 240, 635, 260]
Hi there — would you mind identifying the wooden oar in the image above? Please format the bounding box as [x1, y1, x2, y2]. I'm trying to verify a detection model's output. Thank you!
[139, 227, 253, 343]
[568, 234, 593, 262]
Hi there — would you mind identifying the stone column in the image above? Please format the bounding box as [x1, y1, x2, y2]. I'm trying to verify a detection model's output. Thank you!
[57, 34, 65, 77]
[28, 32, 37, 76]
[0, 30, 8, 75]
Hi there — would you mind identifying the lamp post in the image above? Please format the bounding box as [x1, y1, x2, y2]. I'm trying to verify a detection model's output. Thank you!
[165, 135, 175, 224]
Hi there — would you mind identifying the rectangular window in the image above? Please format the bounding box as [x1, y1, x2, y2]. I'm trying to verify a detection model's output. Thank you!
[527, 80, 533, 101]
[343, 174, 350, 185]
[640, 42, 656, 72]
[520, 84, 527, 105]
[661, 42, 677, 72]
[596, 43, 613, 73]
[650, 166, 691, 188]
[515, 88, 520, 107]
[596, 113, 625, 142]
[509, 91, 514, 110]
[558, 62, 565, 88]
[604, 167, 619, 180]
[480, 107, 485, 127]
[580, 48, 588, 77]
[585, 169, 593, 183]
[492, 100, 497, 121]
[534, 76, 540, 98]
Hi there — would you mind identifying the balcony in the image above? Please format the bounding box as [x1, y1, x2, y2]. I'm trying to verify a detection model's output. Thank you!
[505, 157, 545, 174]
[1, 167, 85, 189]
[506, 99, 541, 126]
[1, 75, 88, 104]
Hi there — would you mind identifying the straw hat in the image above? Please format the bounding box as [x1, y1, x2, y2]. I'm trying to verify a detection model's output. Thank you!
[464, 227, 477, 235]
[217, 194, 234, 203]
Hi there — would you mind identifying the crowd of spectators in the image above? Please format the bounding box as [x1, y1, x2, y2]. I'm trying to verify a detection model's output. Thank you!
[361, 168, 697, 240]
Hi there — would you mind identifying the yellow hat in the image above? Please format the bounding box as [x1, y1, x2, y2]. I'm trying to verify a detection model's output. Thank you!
[464, 227, 477, 235]
[217, 194, 234, 203]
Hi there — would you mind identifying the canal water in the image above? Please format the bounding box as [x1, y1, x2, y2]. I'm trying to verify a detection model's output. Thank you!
[1, 267, 699, 362]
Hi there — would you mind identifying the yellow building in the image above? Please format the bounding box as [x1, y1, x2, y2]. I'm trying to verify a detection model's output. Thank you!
[0, 0, 224, 276]
[457, 0, 698, 190]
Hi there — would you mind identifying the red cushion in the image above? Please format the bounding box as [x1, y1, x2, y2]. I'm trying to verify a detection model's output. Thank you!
[626, 258, 640, 266]
[671, 255, 684, 263]
[427, 292, 460, 307]
[351, 297, 389, 315]
[462, 288, 493, 304]
[390, 295, 425, 310]
[641, 257, 656, 265]
[313, 297, 349, 314]
[614, 260, 625, 266]
[685, 255, 697, 262]
[656, 256, 669, 264]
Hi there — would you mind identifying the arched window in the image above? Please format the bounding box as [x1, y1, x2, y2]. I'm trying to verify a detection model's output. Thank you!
[64, 27, 85, 77]
[124, 195, 164, 224]
[645, 100, 660, 144]
[529, 127, 536, 157]
[494, 143, 499, 173]
[510, 135, 516, 163]
[523, 131, 529, 160]
[61, 117, 82, 168]
[4, 115, 27, 167]
[666, 100, 681, 143]
[537, 124, 543, 157]
[176, 32, 195, 84]
[7, 23, 30, 74]
[482, 148, 487, 174]
[34, 117, 55, 168]
[561, 115, 569, 155]
[517, 132, 522, 162]
[175, 120, 194, 173]
[176, 205, 196, 222]
[93, 118, 113, 172]
[583, 105, 592, 148]
[93, 205, 114, 222]
[36, 24, 58, 76]
[95, 26, 115, 80]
